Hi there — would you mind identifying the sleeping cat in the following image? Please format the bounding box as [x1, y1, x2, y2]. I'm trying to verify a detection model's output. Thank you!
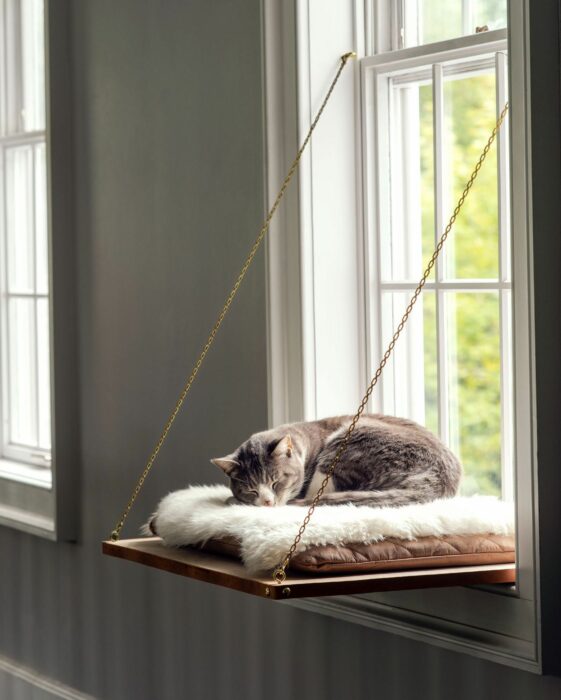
[212, 415, 462, 508]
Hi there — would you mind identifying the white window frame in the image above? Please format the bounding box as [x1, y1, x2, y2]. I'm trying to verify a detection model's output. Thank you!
[263, 0, 540, 672]
[0, 0, 52, 477]
[0, 139, 52, 472]
[0, 0, 79, 540]
[364, 35, 513, 500]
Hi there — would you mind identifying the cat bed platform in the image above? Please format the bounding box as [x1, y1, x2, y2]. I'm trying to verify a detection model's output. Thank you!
[102, 485, 516, 599]
[102, 537, 515, 600]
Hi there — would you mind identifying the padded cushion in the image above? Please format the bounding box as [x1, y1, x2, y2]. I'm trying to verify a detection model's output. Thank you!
[149, 485, 515, 574]
[199, 533, 515, 576]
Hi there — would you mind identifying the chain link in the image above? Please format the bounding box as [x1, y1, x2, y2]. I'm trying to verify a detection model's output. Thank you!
[109, 52, 357, 541]
[272, 102, 510, 584]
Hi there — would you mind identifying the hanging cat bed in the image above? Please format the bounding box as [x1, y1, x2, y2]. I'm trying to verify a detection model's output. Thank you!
[102, 53, 514, 599]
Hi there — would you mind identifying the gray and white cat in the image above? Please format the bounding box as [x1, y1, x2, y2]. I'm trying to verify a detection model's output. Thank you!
[212, 415, 462, 508]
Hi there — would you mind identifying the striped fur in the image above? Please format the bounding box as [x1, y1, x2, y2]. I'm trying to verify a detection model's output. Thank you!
[211, 415, 462, 507]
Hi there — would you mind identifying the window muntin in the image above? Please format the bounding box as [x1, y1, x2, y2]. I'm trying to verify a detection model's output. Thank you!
[0, 0, 51, 470]
[370, 48, 512, 499]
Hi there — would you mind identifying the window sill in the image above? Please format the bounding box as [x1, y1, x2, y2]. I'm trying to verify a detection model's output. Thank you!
[0, 459, 52, 489]
[0, 463, 55, 538]
[0, 501, 55, 538]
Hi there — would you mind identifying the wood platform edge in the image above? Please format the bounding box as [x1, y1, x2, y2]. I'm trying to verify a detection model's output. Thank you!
[102, 538, 516, 601]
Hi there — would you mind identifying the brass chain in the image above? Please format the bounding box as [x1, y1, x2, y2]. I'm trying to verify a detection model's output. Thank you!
[272, 101, 510, 584]
[109, 52, 357, 541]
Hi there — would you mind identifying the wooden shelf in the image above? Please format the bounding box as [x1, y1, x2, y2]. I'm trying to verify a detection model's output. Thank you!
[102, 537, 516, 600]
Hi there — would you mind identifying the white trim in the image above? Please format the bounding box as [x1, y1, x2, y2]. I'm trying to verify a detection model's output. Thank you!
[263, 0, 540, 671]
[0, 500, 53, 536]
[0, 128, 44, 146]
[0, 0, 77, 540]
[266, 0, 367, 422]
[0, 456, 51, 487]
[0, 653, 95, 700]
[462, 0, 475, 37]
[295, 0, 316, 420]
[496, 49, 514, 502]
[372, 0, 392, 54]
[301, 0, 366, 420]
[507, 0, 539, 615]
[263, 0, 303, 427]
[0, 1, 52, 468]
[362, 28, 507, 71]
[380, 280, 512, 290]
[432, 61, 449, 445]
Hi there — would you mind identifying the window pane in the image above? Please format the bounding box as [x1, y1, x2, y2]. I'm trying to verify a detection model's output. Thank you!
[472, 0, 508, 33]
[5, 145, 35, 293]
[418, 0, 463, 46]
[21, 0, 46, 132]
[8, 297, 37, 446]
[35, 142, 49, 294]
[381, 81, 435, 282]
[442, 71, 499, 279]
[405, 0, 507, 49]
[37, 297, 51, 450]
[444, 291, 501, 496]
[1, 0, 46, 135]
[419, 83, 436, 278]
[380, 291, 437, 433]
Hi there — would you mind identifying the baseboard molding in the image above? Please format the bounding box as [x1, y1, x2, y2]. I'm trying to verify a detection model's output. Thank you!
[0, 654, 95, 700]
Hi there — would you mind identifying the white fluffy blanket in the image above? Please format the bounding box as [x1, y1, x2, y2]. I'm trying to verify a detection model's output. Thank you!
[147, 485, 514, 574]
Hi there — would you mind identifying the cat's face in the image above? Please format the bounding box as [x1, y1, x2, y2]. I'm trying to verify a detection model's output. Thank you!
[211, 434, 304, 506]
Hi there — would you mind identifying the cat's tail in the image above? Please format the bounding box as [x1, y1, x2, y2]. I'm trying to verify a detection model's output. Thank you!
[140, 515, 158, 536]
[313, 488, 450, 508]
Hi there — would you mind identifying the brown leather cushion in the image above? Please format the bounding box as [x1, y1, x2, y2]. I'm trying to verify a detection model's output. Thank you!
[200, 534, 515, 576]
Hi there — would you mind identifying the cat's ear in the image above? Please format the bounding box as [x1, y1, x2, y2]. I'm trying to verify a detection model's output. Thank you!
[211, 455, 238, 474]
[273, 434, 293, 458]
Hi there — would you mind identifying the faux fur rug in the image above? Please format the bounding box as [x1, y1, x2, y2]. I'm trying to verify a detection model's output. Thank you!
[147, 484, 514, 575]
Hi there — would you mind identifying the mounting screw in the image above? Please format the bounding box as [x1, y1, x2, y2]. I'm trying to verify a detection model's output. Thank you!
[265, 587, 270, 597]
[282, 587, 291, 598]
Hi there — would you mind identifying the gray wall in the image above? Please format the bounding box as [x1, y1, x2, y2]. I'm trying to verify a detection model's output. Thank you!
[1, 1, 561, 699]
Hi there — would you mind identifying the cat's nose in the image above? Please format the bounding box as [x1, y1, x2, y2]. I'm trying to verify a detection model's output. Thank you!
[258, 485, 275, 506]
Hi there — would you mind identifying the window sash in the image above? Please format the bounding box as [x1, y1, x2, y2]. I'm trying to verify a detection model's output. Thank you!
[0, 0, 51, 471]
[361, 27, 537, 597]
[368, 46, 512, 500]
[0, 0, 79, 541]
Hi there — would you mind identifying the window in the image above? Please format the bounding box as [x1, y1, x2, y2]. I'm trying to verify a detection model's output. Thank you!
[0, 0, 51, 480]
[366, 38, 512, 500]
[265, 0, 540, 672]
[0, 0, 78, 541]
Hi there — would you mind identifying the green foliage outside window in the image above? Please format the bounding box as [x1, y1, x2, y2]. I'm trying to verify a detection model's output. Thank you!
[419, 74, 504, 496]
